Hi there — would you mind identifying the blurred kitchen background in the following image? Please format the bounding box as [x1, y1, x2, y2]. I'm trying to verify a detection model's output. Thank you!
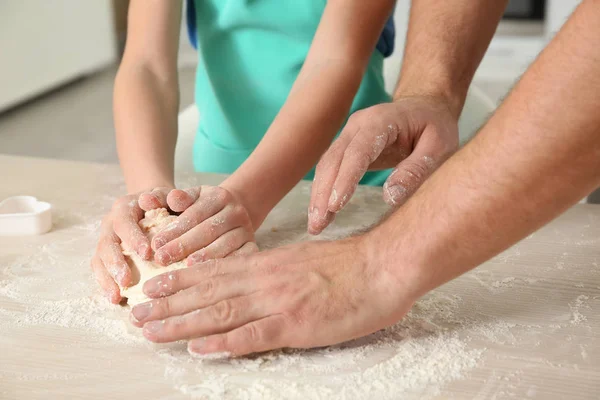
[0, 0, 582, 164]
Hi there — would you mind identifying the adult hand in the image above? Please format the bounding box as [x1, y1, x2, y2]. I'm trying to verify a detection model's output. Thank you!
[128, 236, 418, 357]
[138, 185, 258, 266]
[91, 192, 157, 304]
[308, 95, 459, 234]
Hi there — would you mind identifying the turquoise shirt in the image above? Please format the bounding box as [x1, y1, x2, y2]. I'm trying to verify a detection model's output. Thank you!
[187, 0, 393, 185]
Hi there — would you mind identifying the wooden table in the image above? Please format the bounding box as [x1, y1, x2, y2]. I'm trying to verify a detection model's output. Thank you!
[1, 155, 599, 399]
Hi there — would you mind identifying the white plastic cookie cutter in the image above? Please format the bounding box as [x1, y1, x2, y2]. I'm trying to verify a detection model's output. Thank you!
[0, 196, 52, 236]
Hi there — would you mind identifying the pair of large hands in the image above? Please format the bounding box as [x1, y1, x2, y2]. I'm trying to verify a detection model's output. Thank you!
[93, 95, 458, 356]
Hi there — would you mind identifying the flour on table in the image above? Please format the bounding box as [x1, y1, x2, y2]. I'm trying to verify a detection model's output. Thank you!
[4, 186, 587, 400]
[120, 208, 187, 306]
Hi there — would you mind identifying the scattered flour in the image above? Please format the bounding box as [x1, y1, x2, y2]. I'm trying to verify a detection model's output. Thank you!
[492, 277, 516, 289]
[569, 295, 590, 325]
[0, 197, 488, 399]
[2, 191, 595, 399]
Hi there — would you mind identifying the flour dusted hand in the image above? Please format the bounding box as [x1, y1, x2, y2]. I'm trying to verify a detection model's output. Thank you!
[309, 96, 458, 235]
[138, 185, 259, 266]
[91, 193, 154, 304]
[120, 208, 187, 306]
[129, 236, 418, 357]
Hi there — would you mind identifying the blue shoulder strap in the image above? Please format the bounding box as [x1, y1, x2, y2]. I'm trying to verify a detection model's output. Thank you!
[186, 0, 198, 49]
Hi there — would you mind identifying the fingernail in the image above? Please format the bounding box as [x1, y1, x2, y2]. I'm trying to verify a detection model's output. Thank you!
[328, 189, 338, 208]
[138, 243, 150, 258]
[309, 207, 320, 223]
[189, 350, 231, 360]
[189, 337, 206, 347]
[155, 250, 172, 265]
[131, 302, 152, 322]
[144, 320, 164, 334]
[385, 185, 408, 205]
[187, 338, 206, 354]
[154, 238, 166, 249]
[116, 269, 128, 287]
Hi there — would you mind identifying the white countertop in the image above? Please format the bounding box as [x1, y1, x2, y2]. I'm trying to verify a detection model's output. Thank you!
[1, 155, 599, 399]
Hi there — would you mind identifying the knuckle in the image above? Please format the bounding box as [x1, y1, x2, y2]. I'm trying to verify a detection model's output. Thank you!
[213, 187, 231, 203]
[211, 300, 234, 324]
[236, 211, 252, 229]
[400, 161, 429, 183]
[156, 298, 171, 316]
[227, 206, 243, 223]
[387, 120, 401, 135]
[269, 284, 287, 299]
[244, 322, 262, 345]
[196, 278, 217, 300]
[205, 260, 220, 277]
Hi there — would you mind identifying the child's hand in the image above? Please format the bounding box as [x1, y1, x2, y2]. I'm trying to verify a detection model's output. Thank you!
[138, 186, 258, 266]
[91, 193, 154, 303]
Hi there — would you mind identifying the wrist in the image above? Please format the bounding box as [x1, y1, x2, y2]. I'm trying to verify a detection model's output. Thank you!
[219, 179, 270, 231]
[394, 74, 467, 120]
[361, 217, 432, 301]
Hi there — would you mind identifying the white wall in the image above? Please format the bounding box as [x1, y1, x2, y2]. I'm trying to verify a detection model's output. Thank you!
[0, 0, 117, 112]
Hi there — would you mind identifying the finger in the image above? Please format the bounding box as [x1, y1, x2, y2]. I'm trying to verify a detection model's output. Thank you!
[142, 295, 267, 343]
[91, 256, 121, 304]
[138, 187, 172, 212]
[142, 255, 255, 298]
[308, 135, 352, 235]
[228, 242, 259, 257]
[382, 131, 442, 207]
[151, 188, 228, 252]
[186, 227, 255, 265]
[154, 206, 241, 265]
[167, 187, 201, 213]
[187, 314, 288, 357]
[98, 235, 132, 287]
[328, 126, 395, 214]
[112, 200, 151, 259]
[131, 271, 257, 326]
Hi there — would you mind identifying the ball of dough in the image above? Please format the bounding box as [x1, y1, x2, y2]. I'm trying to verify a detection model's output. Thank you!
[120, 208, 187, 306]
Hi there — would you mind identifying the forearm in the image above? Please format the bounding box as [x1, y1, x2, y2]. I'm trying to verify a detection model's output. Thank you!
[373, 0, 600, 298]
[222, 0, 395, 228]
[114, 65, 179, 193]
[221, 62, 363, 228]
[396, 0, 507, 116]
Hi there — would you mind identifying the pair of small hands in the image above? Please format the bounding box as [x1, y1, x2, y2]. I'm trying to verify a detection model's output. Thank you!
[92, 95, 458, 356]
[91, 186, 257, 304]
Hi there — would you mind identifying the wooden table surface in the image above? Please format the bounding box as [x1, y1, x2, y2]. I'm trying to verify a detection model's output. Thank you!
[0, 155, 599, 399]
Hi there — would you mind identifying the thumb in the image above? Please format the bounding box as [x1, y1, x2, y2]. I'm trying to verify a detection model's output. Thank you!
[382, 136, 442, 207]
